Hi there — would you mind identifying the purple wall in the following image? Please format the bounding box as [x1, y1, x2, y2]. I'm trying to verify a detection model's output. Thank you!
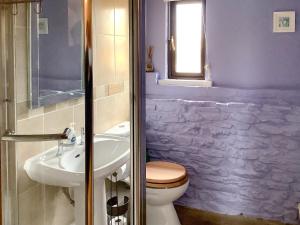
[145, 0, 166, 78]
[146, 0, 300, 89]
[146, 74, 300, 224]
[146, 95, 300, 224]
[207, 0, 300, 89]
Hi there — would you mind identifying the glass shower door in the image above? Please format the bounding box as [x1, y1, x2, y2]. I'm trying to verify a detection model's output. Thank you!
[0, 0, 142, 224]
[91, 0, 132, 224]
[1, 2, 87, 225]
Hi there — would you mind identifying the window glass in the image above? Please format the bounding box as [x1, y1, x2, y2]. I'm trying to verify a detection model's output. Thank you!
[169, 0, 205, 79]
[175, 2, 203, 74]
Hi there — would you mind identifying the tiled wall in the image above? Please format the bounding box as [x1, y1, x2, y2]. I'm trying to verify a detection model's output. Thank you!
[12, 0, 129, 224]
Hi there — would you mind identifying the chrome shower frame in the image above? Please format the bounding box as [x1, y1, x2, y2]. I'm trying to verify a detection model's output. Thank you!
[129, 0, 146, 224]
[83, 0, 146, 224]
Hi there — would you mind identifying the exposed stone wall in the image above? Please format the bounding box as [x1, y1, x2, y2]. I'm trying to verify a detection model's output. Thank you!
[146, 98, 300, 224]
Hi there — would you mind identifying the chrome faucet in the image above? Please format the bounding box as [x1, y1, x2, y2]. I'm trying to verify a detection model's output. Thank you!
[56, 140, 76, 157]
[56, 128, 77, 157]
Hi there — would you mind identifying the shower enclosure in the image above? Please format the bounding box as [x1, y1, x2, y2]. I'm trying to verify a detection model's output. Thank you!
[0, 0, 145, 225]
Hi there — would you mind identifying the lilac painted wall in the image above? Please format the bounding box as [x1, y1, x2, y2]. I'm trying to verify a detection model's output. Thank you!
[145, 0, 165, 78]
[146, 0, 300, 89]
[146, 95, 300, 224]
[145, 0, 166, 78]
[207, 0, 300, 89]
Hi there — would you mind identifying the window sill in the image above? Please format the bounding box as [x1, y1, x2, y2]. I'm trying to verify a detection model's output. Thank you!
[158, 79, 213, 87]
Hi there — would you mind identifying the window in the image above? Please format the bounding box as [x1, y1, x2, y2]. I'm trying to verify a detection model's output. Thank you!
[168, 0, 206, 79]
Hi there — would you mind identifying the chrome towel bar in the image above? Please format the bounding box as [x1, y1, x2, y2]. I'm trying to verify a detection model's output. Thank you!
[1, 129, 69, 142]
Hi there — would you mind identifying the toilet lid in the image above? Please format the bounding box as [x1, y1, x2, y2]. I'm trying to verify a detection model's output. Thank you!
[146, 161, 187, 184]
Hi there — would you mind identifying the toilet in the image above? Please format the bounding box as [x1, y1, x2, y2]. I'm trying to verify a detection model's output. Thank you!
[105, 123, 189, 225]
[146, 161, 189, 225]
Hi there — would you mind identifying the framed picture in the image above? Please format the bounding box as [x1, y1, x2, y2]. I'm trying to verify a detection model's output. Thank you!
[273, 11, 296, 33]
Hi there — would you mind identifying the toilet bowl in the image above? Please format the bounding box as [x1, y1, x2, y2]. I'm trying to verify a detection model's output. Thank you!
[146, 161, 189, 225]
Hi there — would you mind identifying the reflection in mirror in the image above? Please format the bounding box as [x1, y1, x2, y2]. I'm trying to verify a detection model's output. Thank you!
[29, 0, 84, 108]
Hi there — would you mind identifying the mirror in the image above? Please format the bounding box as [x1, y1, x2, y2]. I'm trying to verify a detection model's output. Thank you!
[28, 0, 84, 108]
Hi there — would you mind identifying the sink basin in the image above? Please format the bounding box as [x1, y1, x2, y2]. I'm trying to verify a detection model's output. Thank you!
[24, 135, 129, 187]
[60, 138, 129, 176]
[24, 134, 130, 225]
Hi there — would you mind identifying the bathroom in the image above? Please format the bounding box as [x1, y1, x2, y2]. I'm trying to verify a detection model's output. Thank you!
[1, 0, 300, 225]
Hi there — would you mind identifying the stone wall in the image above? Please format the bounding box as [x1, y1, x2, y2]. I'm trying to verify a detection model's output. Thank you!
[146, 97, 300, 224]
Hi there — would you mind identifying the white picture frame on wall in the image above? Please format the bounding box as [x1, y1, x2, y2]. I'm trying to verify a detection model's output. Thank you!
[273, 11, 296, 33]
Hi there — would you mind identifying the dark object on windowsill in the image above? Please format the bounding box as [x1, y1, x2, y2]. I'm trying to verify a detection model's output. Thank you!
[146, 46, 154, 72]
[146, 63, 154, 72]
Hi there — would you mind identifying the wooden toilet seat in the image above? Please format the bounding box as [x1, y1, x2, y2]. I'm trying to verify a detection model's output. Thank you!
[146, 161, 188, 189]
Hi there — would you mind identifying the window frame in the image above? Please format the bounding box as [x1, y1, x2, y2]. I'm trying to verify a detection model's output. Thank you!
[168, 0, 206, 80]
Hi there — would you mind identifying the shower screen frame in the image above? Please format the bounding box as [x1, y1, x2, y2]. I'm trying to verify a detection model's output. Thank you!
[83, 0, 146, 224]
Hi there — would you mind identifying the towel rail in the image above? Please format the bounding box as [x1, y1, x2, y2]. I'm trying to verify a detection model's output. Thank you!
[0, 0, 42, 16]
[0, 0, 40, 4]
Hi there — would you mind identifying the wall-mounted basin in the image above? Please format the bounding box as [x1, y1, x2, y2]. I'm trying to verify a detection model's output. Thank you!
[24, 134, 130, 225]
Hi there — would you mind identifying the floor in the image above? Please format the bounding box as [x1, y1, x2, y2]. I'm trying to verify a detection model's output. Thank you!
[105, 181, 292, 225]
[175, 205, 292, 225]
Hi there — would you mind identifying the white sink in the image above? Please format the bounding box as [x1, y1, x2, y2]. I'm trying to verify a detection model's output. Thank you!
[24, 134, 130, 225]
[60, 138, 129, 177]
